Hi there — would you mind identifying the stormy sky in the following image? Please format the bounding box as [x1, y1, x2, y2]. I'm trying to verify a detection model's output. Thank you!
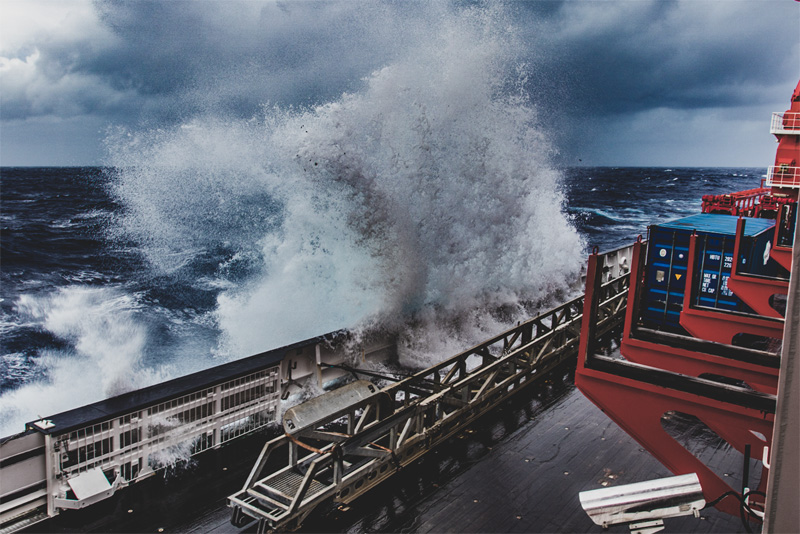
[1, 0, 798, 167]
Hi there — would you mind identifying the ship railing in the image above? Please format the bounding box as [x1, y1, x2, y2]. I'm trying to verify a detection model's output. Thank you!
[700, 186, 770, 217]
[0, 366, 281, 534]
[770, 112, 800, 135]
[766, 165, 800, 189]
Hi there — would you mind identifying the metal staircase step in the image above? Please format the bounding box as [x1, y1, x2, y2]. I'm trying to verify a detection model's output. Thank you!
[247, 484, 289, 510]
[260, 470, 327, 502]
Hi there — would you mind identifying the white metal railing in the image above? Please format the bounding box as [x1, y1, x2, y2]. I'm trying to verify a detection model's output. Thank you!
[766, 166, 800, 188]
[2, 332, 390, 533]
[770, 112, 800, 135]
[47, 367, 280, 512]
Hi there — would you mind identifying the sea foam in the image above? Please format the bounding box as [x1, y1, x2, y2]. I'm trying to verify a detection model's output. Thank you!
[0, 286, 170, 435]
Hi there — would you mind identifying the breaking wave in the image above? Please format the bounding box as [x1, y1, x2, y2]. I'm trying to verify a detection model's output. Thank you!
[0, 286, 172, 434]
[105, 3, 583, 366]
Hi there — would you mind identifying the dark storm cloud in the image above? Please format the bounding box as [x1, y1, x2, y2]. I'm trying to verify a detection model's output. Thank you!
[518, 0, 798, 117]
[6, 1, 798, 123]
[2, 0, 798, 165]
[2, 1, 428, 125]
[86, 0, 425, 122]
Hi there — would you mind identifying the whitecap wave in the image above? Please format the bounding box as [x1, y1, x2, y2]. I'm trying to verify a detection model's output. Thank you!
[0, 286, 171, 436]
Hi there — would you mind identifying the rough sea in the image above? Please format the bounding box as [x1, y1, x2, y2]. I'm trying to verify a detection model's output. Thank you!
[0, 165, 766, 437]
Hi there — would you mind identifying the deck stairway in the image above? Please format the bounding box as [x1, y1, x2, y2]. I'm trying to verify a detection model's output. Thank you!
[228, 245, 635, 533]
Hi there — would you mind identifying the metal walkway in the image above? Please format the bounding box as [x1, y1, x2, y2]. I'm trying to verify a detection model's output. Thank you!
[228, 247, 633, 532]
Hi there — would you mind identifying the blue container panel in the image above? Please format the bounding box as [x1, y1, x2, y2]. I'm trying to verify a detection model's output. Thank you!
[640, 213, 771, 331]
[648, 241, 691, 266]
[645, 262, 688, 293]
[697, 271, 740, 311]
[642, 226, 692, 331]
[694, 237, 755, 313]
[737, 226, 783, 278]
[642, 288, 685, 328]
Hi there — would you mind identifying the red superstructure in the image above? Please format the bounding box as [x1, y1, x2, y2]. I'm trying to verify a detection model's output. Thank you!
[767, 81, 800, 193]
[575, 80, 799, 527]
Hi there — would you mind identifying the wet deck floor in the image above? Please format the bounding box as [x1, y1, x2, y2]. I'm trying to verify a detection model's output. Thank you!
[36, 360, 756, 534]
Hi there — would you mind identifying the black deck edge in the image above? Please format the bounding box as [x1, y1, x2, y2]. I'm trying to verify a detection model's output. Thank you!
[588, 355, 777, 413]
[21, 330, 348, 437]
[632, 326, 781, 368]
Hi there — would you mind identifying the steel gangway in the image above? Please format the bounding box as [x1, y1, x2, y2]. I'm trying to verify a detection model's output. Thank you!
[227, 246, 634, 532]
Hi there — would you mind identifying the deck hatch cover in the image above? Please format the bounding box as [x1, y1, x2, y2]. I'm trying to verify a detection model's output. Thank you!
[67, 468, 111, 500]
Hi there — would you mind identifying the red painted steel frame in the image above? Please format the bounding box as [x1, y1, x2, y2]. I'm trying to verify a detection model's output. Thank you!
[771, 244, 793, 272]
[770, 204, 795, 271]
[679, 233, 784, 345]
[576, 251, 774, 517]
[701, 188, 770, 217]
[771, 81, 800, 190]
[620, 240, 778, 393]
[621, 338, 778, 395]
[727, 218, 788, 319]
[758, 194, 794, 217]
[576, 370, 772, 517]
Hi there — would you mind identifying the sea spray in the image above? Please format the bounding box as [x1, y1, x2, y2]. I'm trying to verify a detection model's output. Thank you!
[0, 286, 171, 434]
[106, 2, 584, 367]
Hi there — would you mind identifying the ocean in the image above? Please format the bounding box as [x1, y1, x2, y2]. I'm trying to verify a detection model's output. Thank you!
[0, 165, 766, 438]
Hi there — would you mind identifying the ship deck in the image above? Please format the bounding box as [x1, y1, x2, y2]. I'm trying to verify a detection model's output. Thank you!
[34, 357, 754, 534]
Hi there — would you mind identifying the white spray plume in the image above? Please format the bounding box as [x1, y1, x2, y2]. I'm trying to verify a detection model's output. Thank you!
[0, 287, 170, 436]
[106, 3, 583, 366]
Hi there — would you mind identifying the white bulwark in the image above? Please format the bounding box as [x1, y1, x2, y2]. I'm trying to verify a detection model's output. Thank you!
[0, 332, 395, 534]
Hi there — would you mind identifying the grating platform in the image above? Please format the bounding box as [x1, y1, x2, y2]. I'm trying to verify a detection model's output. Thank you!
[260, 469, 327, 503]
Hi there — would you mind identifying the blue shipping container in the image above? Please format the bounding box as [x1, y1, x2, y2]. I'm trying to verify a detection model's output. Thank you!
[642, 213, 775, 332]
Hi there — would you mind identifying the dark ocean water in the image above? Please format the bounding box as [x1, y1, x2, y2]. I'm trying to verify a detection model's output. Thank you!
[0, 166, 765, 436]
